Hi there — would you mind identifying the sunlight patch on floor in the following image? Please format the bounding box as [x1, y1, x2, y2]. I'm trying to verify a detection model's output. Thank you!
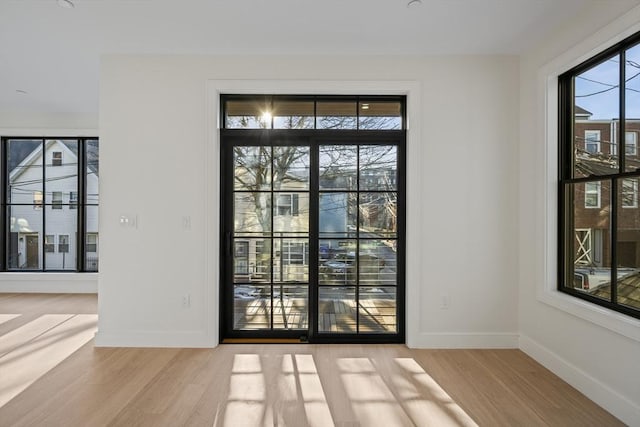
[0, 314, 20, 326]
[0, 314, 97, 408]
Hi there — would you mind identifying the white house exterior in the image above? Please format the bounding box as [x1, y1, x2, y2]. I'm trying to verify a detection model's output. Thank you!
[8, 139, 98, 270]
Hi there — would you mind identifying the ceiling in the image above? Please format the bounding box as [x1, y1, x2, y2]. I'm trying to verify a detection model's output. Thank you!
[1, 0, 639, 115]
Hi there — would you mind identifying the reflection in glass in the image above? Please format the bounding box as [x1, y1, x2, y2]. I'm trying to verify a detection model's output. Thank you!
[566, 181, 611, 300]
[234, 238, 271, 283]
[359, 146, 397, 190]
[359, 193, 397, 237]
[274, 238, 308, 283]
[45, 207, 77, 270]
[319, 287, 356, 333]
[273, 100, 314, 129]
[272, 285, 308, 329]
[359, 240, 396, 286]
[234, 285, 271, 329]
[319, 193, 357, 238]
[573, 55, 619, 178]
[85, 206, 99, 271]
[234, 146, 271, 191]
[626, 45, 640, 172]
[225, 99, 271, 129]
[86, 139, 99, 205]
[319, 239, 357, 286]
[359, 287, 397, 333]
[8, 206, 43, 270]
[358, 101, 402, 130]
[273, 146, 309, 190]
[615, 179, 640, 310]
[316, 101, 357, 129]
[234, 193, 271, 235]
[45, 140, 77, 203]
[319, 145, 357, 190]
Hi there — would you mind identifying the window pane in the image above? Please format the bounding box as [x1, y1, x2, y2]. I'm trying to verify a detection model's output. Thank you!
[45, 214, 76, 270]
[272, 285, 308, 330]
[358, 101, 402, 130]
[319, 193, 357, 238]
[273, 146, 309, 190]
[8, 139, 43, 203]
[273, 100, 314, 129]
[359, 287, 397, 333]
[8, 205, 42, 270]
[319, 145, 357, 190]
[616, 179, 640, 310]
[317, 101, 357, 129]
[234, 146, 271, 191]
[359, 240, 397, 286]
[86, 139, 99, 205]
[359, 193, 397, 237]
[565, 181, 611, 300]
[225, 98, 271, 129]
[85, 206, 99, 271]
[234, 193, 271, 235]
[626, 45, 640, 172]
[234, 238, 271, 283]
[45, 140, 77, 204]
[274, 193, 308, 234]
[574, 55, 619, 178]
[360, 146, 397, 191]
[319, 239, 356, 286]
[274, 238, 308, 283]
[234, 285, 271, 329]
[318, 287, 356, 333]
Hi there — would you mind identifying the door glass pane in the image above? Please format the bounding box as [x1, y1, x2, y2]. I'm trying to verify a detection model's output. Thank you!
[359, 240, 396, 286]
[273, 193, 309, 234]
[318, 287, 356, 333]
[234, 146, 271, 191]
[359, 146, 397, 190]
[273, 285, 308, 330]
[234, 285, 271, 329]
[234, 193, 271, 235]
[359, 193, 397, 237]
[274, 238, 308, 283]
[319, 193, 357, 238]
[573, 55, 619, 178]
[234, 238, 271, 283]
[273, 146, 310, 190]
[8, 205, 42, 270]
[319, 145, 357, 190]
[319, 239, 356, 286]
[359, 287, 397, 333]
[565, 181, 611, 300]
[616, 179, 640, 310]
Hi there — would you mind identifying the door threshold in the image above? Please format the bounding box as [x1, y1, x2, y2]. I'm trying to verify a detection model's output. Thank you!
[222, 338, 307, 344]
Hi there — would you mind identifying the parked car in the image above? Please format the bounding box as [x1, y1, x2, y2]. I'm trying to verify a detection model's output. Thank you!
[319, 252, 382, 285]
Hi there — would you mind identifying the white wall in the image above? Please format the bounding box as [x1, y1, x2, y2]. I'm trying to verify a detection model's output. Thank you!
[519, 4, 640, 425]
[96, 55, 520, 348]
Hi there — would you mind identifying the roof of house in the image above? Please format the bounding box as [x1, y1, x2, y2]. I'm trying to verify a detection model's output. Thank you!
[592, 273, 640, 309]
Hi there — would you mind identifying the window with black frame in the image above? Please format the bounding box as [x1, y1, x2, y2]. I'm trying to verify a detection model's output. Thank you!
[559, 31, 640, 319]
[1, 137, 99, 272]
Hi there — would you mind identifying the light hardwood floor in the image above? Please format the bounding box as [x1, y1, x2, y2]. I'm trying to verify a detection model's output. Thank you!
[0, 293, 624, 426]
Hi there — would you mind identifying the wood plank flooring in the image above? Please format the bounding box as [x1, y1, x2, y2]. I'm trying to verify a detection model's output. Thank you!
[0, 293, 624, 426]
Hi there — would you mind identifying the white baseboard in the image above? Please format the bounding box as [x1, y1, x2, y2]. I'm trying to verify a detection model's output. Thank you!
[94, 330, 217, 348]
[0, 273, 98, 293]
[407, 332, 519, 349]
[520, 334, 640, 426]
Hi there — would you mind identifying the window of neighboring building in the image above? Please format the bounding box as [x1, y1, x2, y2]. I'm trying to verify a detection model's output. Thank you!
[626, 131, 637, 156]
[69, 191, 78, 209]
[52, 191, 62, 209]
[276, 193, 299, 216]
[52, 151, 62, 166]
[58, 234, 69, 253]
[584, 182, 601, 208]
[45, 235, 55, 253]
[1, 137, 99, 272]
[559, 31, 640, 319]
[584, 130, 601, 153]
[622, 178, 639, 208]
